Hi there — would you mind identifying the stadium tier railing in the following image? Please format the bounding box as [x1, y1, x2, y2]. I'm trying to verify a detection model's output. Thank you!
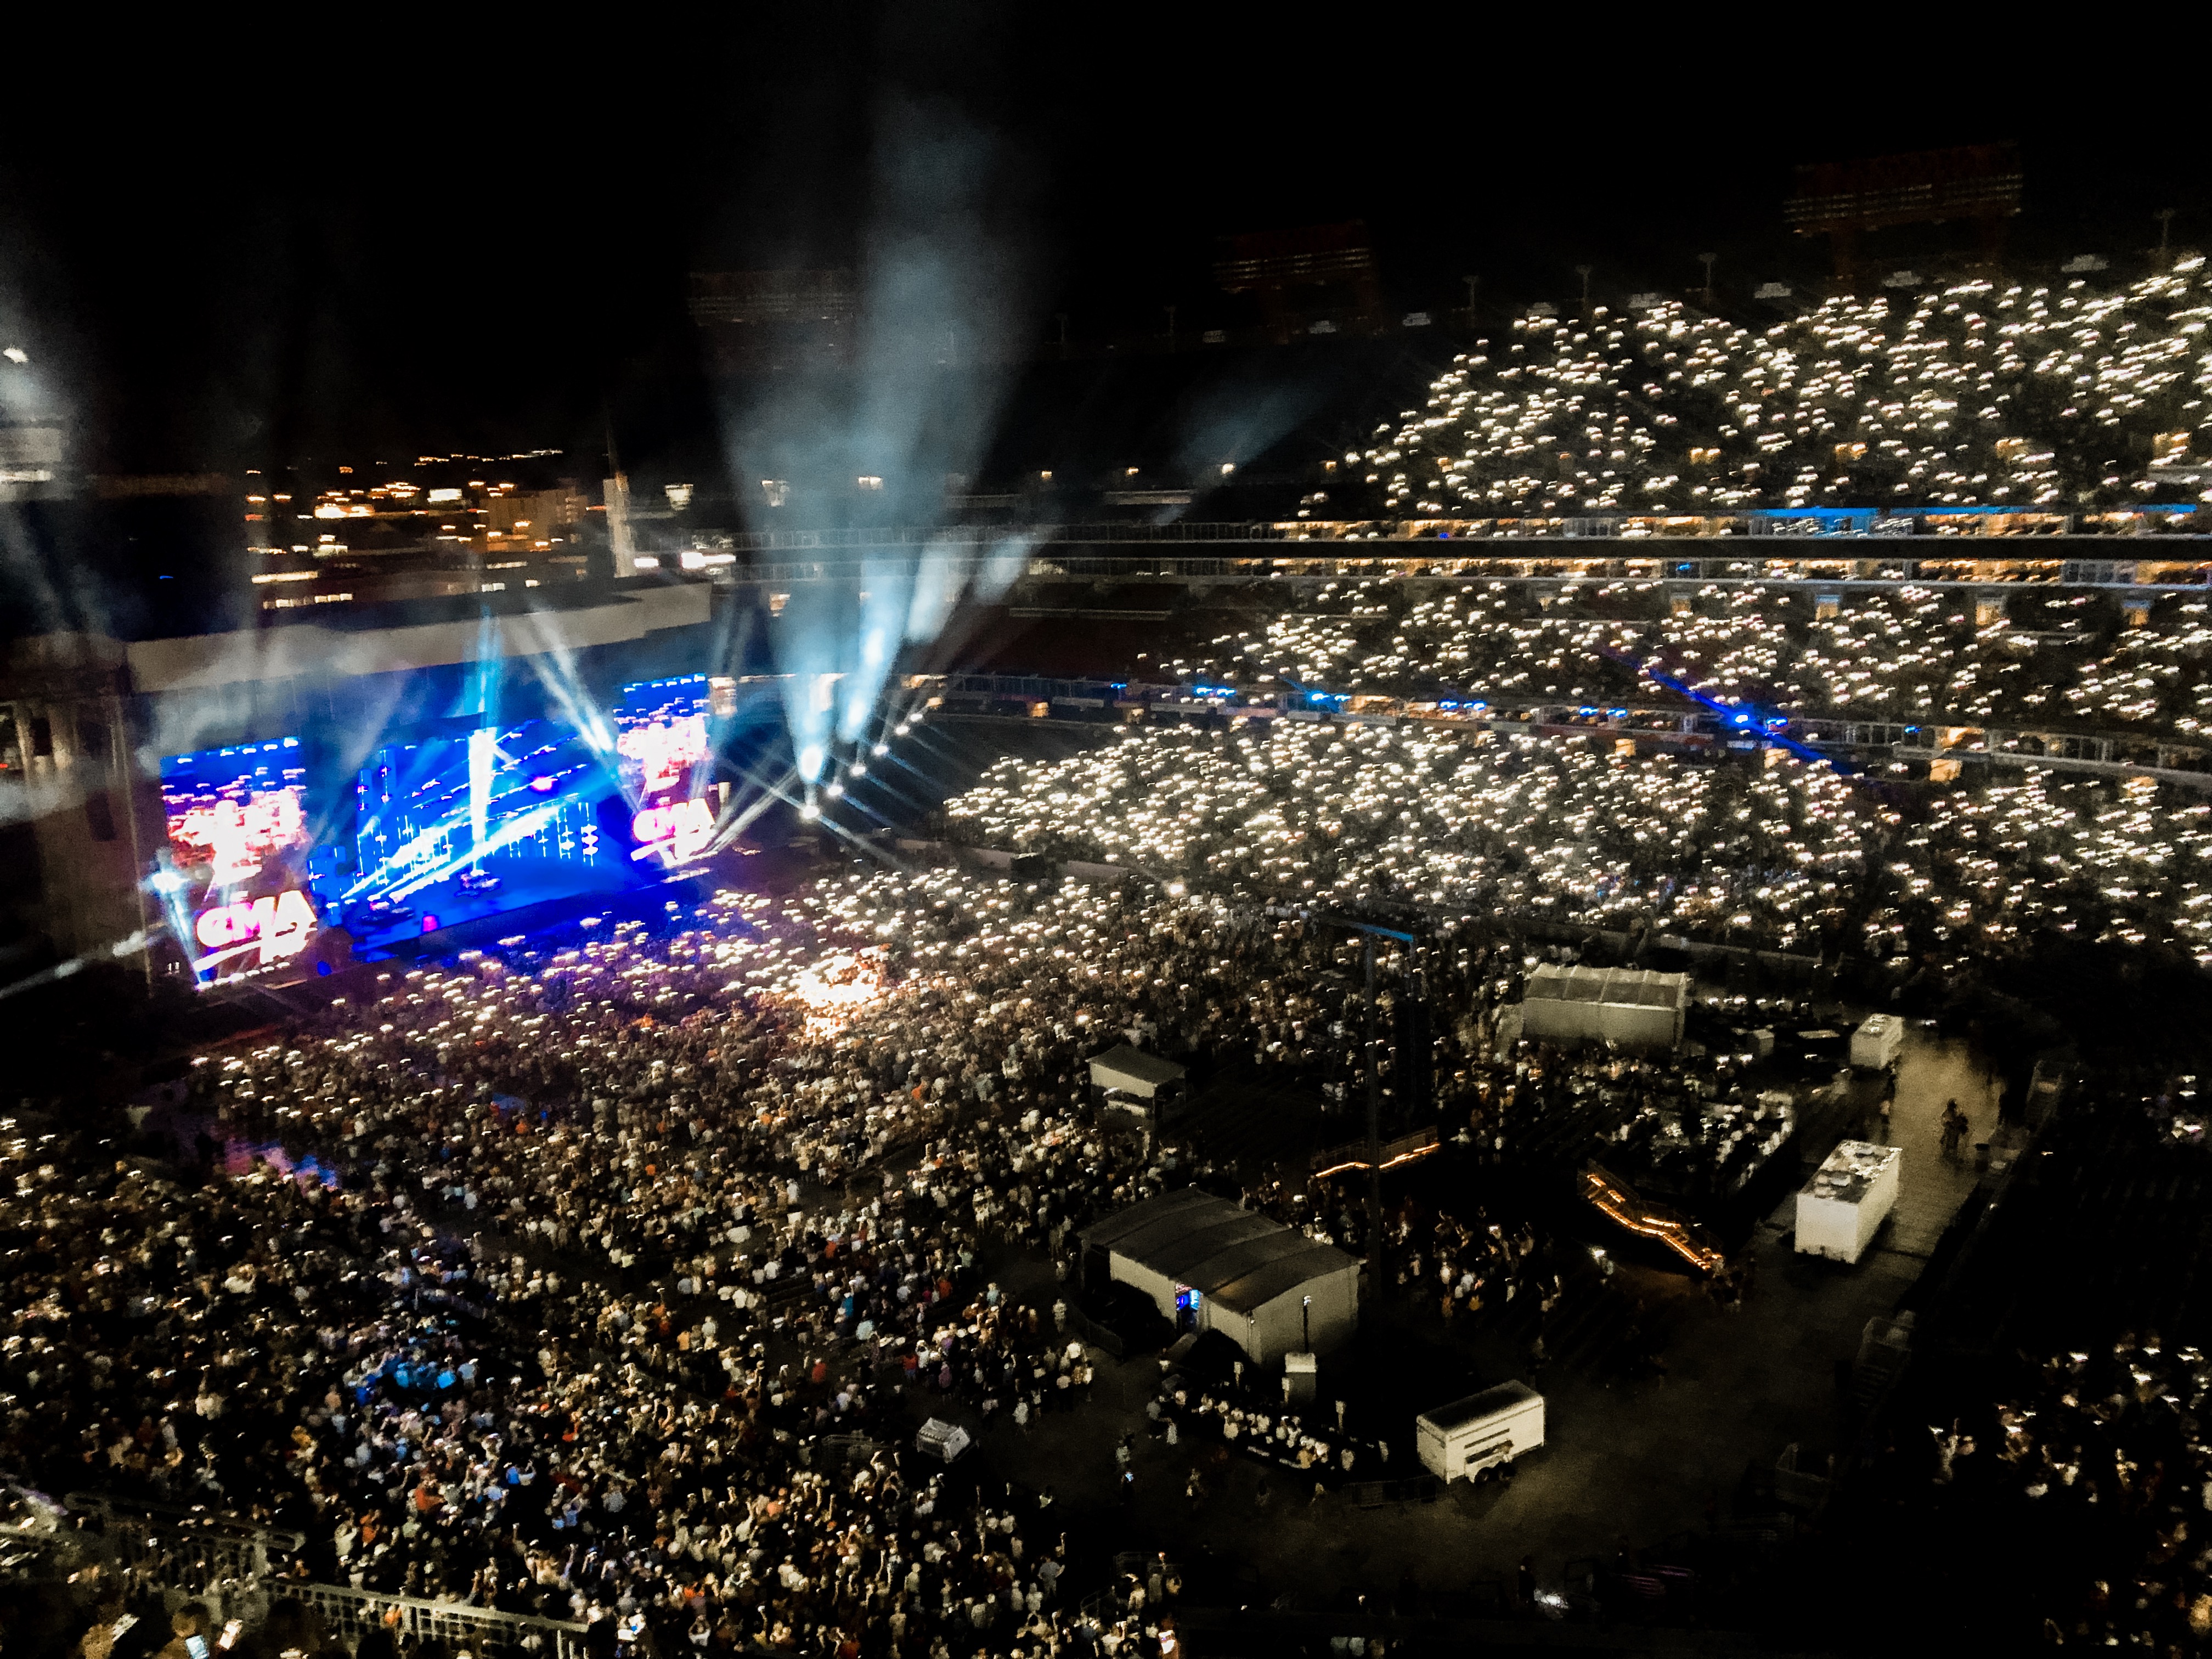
[721, 515, 2212, 554]
[738, 543, 2212, 592]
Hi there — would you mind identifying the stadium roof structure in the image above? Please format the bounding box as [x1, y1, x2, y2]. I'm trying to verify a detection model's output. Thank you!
[1083, 1186, 1356, 1317]
[121, 579, 712, 693]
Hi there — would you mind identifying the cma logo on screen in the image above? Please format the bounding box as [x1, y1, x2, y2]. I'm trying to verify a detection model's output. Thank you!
[195, 889, 318, 970]
[631, 798, 714, 862]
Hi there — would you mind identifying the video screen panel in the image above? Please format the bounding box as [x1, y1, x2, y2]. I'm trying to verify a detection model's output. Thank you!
[329, 719, 649, 947]
[616, 675, 731, 864]
[159, 738, 320, 984]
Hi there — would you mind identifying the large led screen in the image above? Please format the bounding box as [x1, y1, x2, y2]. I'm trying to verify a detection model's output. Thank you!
[159, 738, 320, 984]
[325, 719, 650, 946]
[616, 674, 731, 865]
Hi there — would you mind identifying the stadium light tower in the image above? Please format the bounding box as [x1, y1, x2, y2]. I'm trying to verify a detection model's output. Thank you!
[1699, 252, 1717, 306]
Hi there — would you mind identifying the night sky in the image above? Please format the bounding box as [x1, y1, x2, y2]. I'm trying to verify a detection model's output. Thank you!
[1, 12, 2197, 480]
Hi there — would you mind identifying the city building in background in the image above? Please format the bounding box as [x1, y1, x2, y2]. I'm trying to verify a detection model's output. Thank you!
[241, 455, 609, 612]
[1785, 143, 2025, 283]
[689, 270, 859, 372]
[1213, 221, 1386, 341]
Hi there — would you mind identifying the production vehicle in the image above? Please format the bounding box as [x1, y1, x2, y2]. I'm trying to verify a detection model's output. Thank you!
[1417, 1380, 1545, 1483]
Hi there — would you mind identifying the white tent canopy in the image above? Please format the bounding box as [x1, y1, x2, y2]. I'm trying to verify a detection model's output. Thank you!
[1518, 964, 1688, 1049]
[1084, 1187, 1361, 1362]
[1087, 1043, 1186, 1099]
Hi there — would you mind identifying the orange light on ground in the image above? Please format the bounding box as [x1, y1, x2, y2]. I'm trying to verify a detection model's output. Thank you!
[1312, 1144, 1442, 1180]
[1579, 1166, 1726, 1274]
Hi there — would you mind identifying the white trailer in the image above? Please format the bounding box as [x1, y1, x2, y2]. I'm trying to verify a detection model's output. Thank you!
[1795, 1141, 1902, 1264]
[1416, 1380, 1545, 1483]
[1849, 1014, 1904, 1071]
[915, 1418, 971, 1464]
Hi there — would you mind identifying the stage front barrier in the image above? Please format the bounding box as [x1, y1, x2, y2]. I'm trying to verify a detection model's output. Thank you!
[285, 1581, 589, 1659]
[67, 1492, 300, 1595]
[64, 1494, 585, 1657]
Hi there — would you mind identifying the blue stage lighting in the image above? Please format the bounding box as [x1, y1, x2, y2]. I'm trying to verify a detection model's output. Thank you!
[325, 719, 657, 949]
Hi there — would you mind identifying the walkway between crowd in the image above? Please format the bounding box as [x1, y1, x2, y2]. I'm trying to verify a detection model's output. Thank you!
[1854, 1028, 2011, 1262]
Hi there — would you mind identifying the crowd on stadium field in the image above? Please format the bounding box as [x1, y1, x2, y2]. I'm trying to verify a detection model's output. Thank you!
[10, 820, 1915, 1656]
[0, 1119, 1135, 1658]
[21, 851, 1700, 1655]
[4, 877, 1265, 1657]
[1358, 265, 2212, 518]
[1905, 1331, 2212, 1647]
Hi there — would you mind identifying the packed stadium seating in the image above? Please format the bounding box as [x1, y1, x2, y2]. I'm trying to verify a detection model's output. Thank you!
[1361, 264, 2212, 518]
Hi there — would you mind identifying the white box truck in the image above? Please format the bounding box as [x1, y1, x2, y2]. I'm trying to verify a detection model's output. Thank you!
[1795, 1140, 1901, 1265]
[1849, 1014, 1903, 1071]
[1416, 1381, 1545, 1483]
